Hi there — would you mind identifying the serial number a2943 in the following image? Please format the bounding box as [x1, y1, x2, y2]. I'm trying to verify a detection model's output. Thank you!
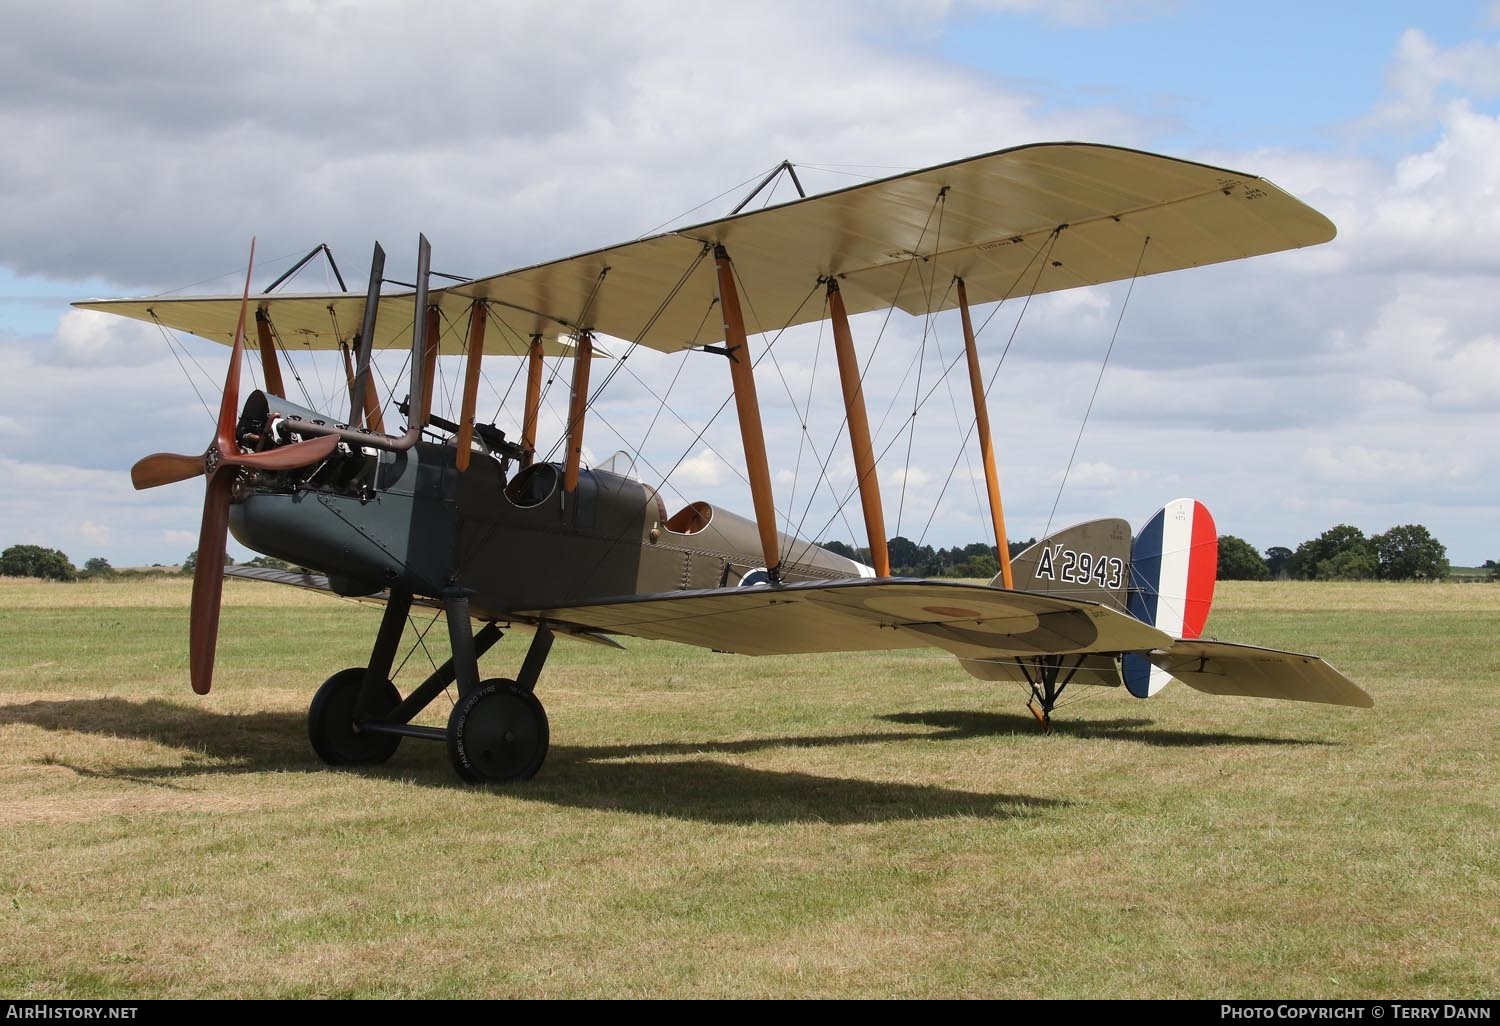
[1034, 546, 1124, 590]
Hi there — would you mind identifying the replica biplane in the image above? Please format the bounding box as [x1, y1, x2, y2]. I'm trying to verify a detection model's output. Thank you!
[80, 142, 1372, 783]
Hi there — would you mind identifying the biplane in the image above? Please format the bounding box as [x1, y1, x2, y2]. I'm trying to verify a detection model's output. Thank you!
[79, 142, 1372, 783]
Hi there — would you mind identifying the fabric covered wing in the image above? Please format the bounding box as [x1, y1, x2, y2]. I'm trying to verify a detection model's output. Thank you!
[527, 578, 1171, 658]
[77, 143, 1334, 354]
[72, 290, 586, 357]
[1150, 639, 1372, 708]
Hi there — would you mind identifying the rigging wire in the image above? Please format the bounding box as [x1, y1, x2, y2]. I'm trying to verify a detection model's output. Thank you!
[895, 189, 947, 538]
[147, 315, 217, 427]
[794, 228, 1061, 563]
[148, 246, 315, 298]
[928, 325, 988, 528]
[481, 307, 534, 425]
[731, 263, 862, 547]
[635, 164, 783, 239]
[538, 264, 614, 464]
[551, 274, 830, 602]
[1042, 235, 1151, 541]
[783, 307, 828, 539]
[915, 229, 1064, 549]
[781, 189, 949, 567]
[391, 609, 444, 682]
[265, 316, 318, 411]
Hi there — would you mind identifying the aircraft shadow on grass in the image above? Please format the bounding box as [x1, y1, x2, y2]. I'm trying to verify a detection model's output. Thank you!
[879, 710, 1332, 749]
[0, 696, 1319, 824]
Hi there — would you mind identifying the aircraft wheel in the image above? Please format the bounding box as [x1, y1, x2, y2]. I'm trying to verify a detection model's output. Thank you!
[308, 667, 403, 765]
[447, 679, 549, 783]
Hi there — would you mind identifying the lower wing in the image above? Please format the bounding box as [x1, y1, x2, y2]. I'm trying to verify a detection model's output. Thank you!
[526, 578, 1172, 658]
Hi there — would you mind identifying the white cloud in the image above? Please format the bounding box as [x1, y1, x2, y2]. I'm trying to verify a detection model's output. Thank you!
[673, 449, 725, 489]
[1367, 29, 1500, 131]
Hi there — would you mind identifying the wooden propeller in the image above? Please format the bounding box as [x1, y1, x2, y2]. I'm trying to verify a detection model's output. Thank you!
[131, 240, 339, 694]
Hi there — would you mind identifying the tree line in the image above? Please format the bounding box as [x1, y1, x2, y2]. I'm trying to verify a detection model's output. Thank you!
[1215, 523, 1455, 582]
[0, 546, 290, 582]
[821, 522, 1466, 583]
[1, 524, 1483, 584]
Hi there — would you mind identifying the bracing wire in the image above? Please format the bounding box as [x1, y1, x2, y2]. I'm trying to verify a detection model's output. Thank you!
[148, 315, 217, 426]
[1042, 235, 1151, 541]
[781, 189, 949, 565]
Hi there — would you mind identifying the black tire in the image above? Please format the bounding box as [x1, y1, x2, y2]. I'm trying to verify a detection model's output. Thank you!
[446, 678, 549, 783]
[308, 667, 403, 765]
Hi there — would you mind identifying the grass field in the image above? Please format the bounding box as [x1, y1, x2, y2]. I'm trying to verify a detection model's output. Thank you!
[0, 577, 1495, 998]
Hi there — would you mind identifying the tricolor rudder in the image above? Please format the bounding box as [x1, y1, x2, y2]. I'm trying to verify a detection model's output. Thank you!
[1123, 498, 1218, 698]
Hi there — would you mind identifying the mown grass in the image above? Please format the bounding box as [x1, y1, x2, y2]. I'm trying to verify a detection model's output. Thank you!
[0, 577, 1495, 998]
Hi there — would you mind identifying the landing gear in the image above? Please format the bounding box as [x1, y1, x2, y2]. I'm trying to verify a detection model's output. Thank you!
[1017, 654, 1086, 733]
[447, 679, 550, 783]
[304, 587, 559, 783]
[308, 667, 403, 764]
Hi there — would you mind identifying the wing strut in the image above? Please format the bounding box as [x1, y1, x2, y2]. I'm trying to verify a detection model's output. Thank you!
[827, 278, 890, 577]
[956, 277, 1014, 588]
[521, 334, 543, 469]
[349, 242, 386, 431]
[455, 301, 488, 472]
[417, 303, 440, 427]
[563, 332, 594, 493]
[713, 244, 782, 580]
[253, 310, 286, 399]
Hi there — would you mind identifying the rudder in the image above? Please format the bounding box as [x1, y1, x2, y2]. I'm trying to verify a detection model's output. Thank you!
[1123, 498, 1218, 698]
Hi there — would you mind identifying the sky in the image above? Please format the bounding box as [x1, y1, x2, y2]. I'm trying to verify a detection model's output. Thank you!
[1, 0, 1498, 568]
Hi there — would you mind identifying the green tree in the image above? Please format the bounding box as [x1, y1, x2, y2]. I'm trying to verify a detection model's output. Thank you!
[1316, 547, 1378, 580]
[1485, 559, 1499, 582]
[886, 535, 936, 576]
[81, 556, 115, 579]
[245, 555, 292, 570]
[1289, 525, 1371, 580]
[1217, 535, 1270, 581]
[182, 550, 235, 574]
[1371, 524, 1449, 581]
[0, 544, 77, 581]
[1265, 546, 1293, 579]
[948, 553, 999, 579]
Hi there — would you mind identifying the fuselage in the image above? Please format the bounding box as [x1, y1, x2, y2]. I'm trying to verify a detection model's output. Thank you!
[227, 391, 868, 616]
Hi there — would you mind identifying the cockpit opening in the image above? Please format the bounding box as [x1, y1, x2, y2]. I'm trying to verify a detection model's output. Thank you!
[664, 501, 713, 535]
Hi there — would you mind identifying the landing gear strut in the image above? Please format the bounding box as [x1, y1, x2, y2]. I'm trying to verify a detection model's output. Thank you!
[1016, 654, 1087, 733]
[304, 587, 557, 782]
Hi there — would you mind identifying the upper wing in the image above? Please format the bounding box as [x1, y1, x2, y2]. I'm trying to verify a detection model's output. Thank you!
[527, 578, 1172, 659]
[1149, 639, 1373, 708]
[77, 142, 1333, 354]
[71, 290, 586, 358]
